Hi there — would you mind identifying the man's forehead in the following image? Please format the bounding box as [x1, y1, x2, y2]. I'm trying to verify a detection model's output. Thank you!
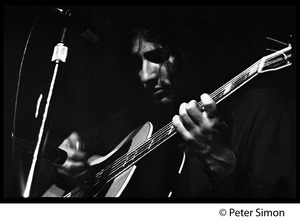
[132, 38, 160, 55]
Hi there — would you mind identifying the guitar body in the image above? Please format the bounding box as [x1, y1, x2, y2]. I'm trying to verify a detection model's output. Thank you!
[43, 122, 153, 197]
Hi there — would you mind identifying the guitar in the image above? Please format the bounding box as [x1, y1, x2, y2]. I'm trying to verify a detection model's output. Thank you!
[43, 44, 292, 197]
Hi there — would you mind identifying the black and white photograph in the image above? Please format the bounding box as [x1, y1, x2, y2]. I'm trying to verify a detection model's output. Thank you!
[3, 5, 296, 207]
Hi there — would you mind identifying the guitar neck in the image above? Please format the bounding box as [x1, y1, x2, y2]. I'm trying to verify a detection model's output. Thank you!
[206, 60, 261, 105]
[126, 44, 292, 165]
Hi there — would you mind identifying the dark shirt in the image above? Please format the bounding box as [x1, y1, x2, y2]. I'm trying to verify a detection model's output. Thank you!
[174, 67, 296, 199]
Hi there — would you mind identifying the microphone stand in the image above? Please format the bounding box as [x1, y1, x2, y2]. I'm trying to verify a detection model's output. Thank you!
[23, 12, 69, 198]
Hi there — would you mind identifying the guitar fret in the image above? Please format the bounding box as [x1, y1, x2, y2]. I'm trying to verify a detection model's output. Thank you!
[212, 61, 260, 103]
[211, 91, 224, 103]
[233, 73, 248, 87]
[249, 64, 258, 76]
[223, 83, 233, 95]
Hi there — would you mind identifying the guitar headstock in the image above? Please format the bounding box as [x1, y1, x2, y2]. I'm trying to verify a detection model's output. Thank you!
[258, 37, 292, 74]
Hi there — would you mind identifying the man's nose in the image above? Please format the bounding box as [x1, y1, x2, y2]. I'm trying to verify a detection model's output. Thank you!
[139, 60, 160, 84]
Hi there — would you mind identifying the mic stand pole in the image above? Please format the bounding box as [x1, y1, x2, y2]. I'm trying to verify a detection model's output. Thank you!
[23, 26, 69, 198]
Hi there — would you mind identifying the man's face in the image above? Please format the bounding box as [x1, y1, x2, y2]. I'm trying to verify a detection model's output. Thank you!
[132, 37, 177, 105]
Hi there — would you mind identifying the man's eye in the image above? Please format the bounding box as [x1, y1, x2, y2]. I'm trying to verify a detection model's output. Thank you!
[144, 49, 169, 64]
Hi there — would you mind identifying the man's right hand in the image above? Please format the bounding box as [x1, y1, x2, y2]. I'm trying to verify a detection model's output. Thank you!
[56, 132, 91, 187]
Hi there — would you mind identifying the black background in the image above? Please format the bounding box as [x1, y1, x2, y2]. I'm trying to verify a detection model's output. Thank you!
[3, 5, 296, 198]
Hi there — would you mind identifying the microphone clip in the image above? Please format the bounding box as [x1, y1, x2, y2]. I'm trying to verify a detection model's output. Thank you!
[56, 8, 72, 17]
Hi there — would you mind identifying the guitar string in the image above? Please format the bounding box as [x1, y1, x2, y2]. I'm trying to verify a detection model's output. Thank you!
[65, 51, 290, 197]
[64, 58, 263, 197]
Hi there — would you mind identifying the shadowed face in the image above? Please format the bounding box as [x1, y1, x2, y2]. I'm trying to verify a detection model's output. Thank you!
[132, 37, 177, 105]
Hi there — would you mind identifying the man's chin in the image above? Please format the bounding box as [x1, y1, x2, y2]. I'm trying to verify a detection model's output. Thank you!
[154, 96, 174, 105]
